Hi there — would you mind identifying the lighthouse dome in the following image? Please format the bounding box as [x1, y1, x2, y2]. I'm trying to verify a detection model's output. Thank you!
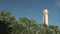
[43, 9, 48, 14]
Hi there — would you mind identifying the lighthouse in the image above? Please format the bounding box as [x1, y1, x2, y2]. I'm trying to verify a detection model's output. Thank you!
[43, 9, 48, 25]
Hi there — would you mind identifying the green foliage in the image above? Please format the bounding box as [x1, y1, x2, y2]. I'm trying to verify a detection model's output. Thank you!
[0, 11, 15, 34]
[0, 11, 60, 34]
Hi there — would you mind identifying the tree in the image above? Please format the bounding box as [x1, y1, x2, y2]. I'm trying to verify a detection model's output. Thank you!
[0, 11, 15, 34]
[0, 11, 60, 34]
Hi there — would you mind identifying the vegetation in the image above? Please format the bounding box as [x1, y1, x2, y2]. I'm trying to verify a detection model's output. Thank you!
[0, 11, 60, 34]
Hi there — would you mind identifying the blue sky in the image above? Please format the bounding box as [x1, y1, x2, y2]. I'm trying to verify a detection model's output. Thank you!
[0, 0, 60, 26]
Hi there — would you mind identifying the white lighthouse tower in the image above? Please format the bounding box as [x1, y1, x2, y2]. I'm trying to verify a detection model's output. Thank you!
[43, 9, 48, 25]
